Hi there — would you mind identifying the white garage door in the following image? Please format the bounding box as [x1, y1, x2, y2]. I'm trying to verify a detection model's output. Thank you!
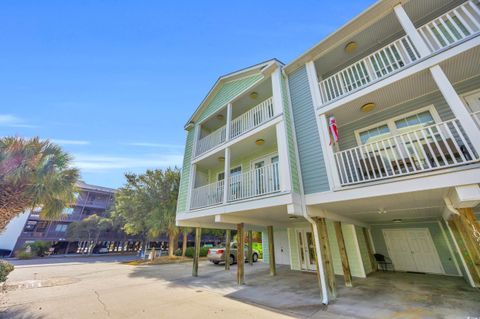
[383, 228, 444, 274]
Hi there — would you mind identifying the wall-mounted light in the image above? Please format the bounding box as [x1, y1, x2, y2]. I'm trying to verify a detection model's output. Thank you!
[255, 139, 265, 146]
[344, 41, 358, 54]
[361, 102, 376, 113]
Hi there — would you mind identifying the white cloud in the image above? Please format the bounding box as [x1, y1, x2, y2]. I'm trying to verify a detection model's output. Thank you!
[51, 139, 91, 145]
[72, 153, 183, 172]
[124, 142, 184, 149]
[0, 114, 37, 128]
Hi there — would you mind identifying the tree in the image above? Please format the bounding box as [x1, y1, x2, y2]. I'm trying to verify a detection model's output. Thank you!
[67, 214, 112, 254]
[0, 137, 79, 231]
[112, 168, 181, 257]
[181, 227, 192, 258]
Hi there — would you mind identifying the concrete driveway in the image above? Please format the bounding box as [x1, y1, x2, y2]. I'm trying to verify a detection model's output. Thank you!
[1, 257, 479, 318]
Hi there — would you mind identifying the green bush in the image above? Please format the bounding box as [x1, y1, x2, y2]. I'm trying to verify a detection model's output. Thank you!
[16, 250, 33, 259]
[0, 261, 14, 283]
[177, 246, 209, 258]
[252, 242, 263, 259]
[25, 241, 50, 256]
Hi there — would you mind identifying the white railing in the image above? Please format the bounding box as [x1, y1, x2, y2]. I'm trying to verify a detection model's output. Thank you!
[472, 111, 480, 128]
[190, 180, 224, 209]
[230, 97, 274, 139]
[334, 118, 479, 186]
[418, 1, 480, 53]
[195, 125, 226, 157]
[319, 35, 420, 103]
[228, 162, 280, 201]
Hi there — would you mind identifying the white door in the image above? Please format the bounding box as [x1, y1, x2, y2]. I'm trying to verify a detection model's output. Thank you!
[274, 230, 290, 265]
[296, 229, 316, 271]
[383, 228, 444, 274]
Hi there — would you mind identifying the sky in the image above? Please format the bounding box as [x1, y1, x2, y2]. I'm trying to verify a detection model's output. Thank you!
[0, 0, 375, 188]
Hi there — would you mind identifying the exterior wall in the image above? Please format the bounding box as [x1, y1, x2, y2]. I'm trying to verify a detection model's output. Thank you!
[370, 220, 460, 276]
[337, 75, 480, 151]
[197, 74, 264, 123]
[287, 228, 301, 270]
[288, 66, 330, 194]
[177, 129, 195, 213]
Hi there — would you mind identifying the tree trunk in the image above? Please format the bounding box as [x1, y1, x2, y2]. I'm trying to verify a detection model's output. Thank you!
[168, 232, 176, 257]
[182, 231, 188, 258]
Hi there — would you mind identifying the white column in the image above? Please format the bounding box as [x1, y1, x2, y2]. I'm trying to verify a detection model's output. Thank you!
[225, 103, 232, 142]
[192, 124, 201, 158]
[430, 65, 480, 153]
[305, 61, 323, 108]
[275, 121, 292, 192]
[318, 114, 342, 189]
[393, 4, 431, 57]
[223, 147, 231, 204]
[186, 163, 197, 211]
[271, 66, 284, 115]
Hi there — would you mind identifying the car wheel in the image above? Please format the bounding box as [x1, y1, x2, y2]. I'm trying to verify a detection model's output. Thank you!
[229, 255, 235, 265]
[213, 261, 219, 265]
[252, 253, 258, 262]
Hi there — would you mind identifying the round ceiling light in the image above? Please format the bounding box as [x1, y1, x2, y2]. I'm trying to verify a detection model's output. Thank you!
[218, 156, 225, 162]
[392, 219, 403, 223]
[344, 41, 358, 54]
[216, 114, 224, 120]
[249, 92, 258, 99]
[361, 102, 376, 113]
[255, 139, 265, 146]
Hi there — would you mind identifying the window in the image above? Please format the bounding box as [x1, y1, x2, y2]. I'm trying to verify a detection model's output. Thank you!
[62, 208, 74, 215]
[358, 124, 390, 144]
[217, 166, 242, 181]
[55, 224, 68, 232]
[24, 220, 37, 232]
[394, 111, 434, 133]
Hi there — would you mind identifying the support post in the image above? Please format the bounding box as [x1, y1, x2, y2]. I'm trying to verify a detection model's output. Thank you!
[312, 217, 336, 300]
[237, 223, 245, 284]
[362, 228, 377, 272]
[334, 222, 352, 287]
[248, 230, 253, 266]
[267, 225, 276, 276]
[430, 65, 480, 153]
[225, 103, 232, 142]
[192, 227, 201, 277]
[223, 147, 231, 204]
[225, 229, 231, 270]
[393, 4, 431, 57]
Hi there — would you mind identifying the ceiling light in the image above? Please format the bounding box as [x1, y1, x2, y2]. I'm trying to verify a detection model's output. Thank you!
[361, 102, 375, 113]
[392, 219, 403, 223]
[218, 156, 225, 162]
[288, 216, 298, 220]
[255, 139, 265, 146]
[344, 41, 358, 54]
[378, 209, 387, 214]
[249, 92, 258, 99]
[216, 114, 224, 120]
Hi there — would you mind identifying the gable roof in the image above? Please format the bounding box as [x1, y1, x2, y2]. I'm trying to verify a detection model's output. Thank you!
[185, 58, 284, 129]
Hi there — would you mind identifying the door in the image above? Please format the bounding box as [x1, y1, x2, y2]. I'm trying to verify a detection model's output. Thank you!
[274, 230, 290, 265]
[383, 228, 444, 274]
[253, 160, 265, 195]
[296, 229, 316, 271]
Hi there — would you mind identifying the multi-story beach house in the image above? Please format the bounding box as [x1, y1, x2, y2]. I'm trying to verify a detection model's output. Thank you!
[177, 0, 480, 303]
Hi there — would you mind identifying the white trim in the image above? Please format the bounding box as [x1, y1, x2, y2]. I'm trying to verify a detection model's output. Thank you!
[437, 220, 462, 276]
[353, 104, 442, 146]
[351, 225, 367, 278]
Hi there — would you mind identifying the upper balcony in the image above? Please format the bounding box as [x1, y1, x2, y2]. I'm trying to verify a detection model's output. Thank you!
[194, 78, 275, 158]
[315, 0, 480, 107]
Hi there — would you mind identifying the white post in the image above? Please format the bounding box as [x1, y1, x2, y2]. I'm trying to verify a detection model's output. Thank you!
[192, 124, 201, 158]
[226, 103, 232, 142]
[271, 66, 284, 115]
[275, 121, 292, 193]
[430, 65, 480, 153]
[318, 114, 342, 189]
[186, 163, 197, 211]
[305, 61, 323, 108]
[223, 147, 231, 204]
[393, 4, 431, 57]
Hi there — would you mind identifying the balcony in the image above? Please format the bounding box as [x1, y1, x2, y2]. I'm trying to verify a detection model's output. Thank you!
[195, 97, 275, 157]
[333, 118, 479, 186]
[190, 162, 280, 210]
[318, 1, 480, 105]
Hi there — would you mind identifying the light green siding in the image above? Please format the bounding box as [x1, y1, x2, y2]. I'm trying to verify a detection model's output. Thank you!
[176, 129, 195, 213]
[197, 74, 264, 123]
[355, 226, 374, 275]
[281, 75, 301, 194]
[288, 228, 301, 270]
[262, 231, 269, 264]
[338, 75, 480, 151]
[370, 221, 460, 276]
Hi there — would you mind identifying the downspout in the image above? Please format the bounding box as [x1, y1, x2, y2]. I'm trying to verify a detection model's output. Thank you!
[443, 197, 475, 287]
[283, 66, 330, 304]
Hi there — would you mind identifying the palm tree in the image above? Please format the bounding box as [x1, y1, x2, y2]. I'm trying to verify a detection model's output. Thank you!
[0, 137, 79, 231]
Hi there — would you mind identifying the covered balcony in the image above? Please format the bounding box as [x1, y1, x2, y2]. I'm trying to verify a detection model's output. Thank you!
[315, 0, 480, 105]
[194, 79, 275, 158]
[322, 44, 480, 187]
[190, 125, 281, 210]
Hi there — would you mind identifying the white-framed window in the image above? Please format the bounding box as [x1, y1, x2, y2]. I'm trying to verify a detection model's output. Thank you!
[55, 224, 68, 232]
[354, 105, 441, 146]
[217, 165, 242, 181]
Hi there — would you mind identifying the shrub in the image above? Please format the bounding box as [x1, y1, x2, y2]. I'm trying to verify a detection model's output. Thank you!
[24, 241, 50, 257]
[252, 242, 263, 259]
[0, 261, 14, 283]
[16, 250, 33, 259]
[178, 246, 209, 258]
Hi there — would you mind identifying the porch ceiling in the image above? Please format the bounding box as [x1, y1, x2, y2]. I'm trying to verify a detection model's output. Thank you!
[229, 125, 277, 160]
[331, 45, 480, 127]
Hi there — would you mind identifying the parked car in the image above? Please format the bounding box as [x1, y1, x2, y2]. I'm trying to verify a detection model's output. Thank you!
[207, 243, 259, 265]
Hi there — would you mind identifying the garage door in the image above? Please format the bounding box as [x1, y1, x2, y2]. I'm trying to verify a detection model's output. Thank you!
[383, 228, 444, 274]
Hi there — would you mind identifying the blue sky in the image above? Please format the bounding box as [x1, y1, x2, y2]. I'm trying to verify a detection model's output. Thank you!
[0, 0, 374, 188]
